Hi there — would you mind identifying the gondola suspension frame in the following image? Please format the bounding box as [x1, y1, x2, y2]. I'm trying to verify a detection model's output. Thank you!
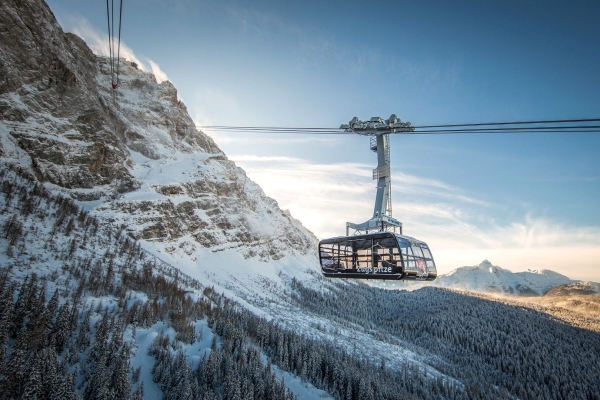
[318, 115, 437, 281]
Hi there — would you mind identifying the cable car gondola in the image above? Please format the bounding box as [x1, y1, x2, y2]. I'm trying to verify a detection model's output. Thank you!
[319, 115, 437, 280]
[320, 232, 437, 280]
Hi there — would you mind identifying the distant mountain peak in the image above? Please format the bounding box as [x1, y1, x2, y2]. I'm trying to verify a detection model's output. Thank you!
[434, 260, 574, 296]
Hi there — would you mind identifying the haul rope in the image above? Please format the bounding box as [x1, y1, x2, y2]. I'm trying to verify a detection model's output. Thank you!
[106, 0, 123, 90]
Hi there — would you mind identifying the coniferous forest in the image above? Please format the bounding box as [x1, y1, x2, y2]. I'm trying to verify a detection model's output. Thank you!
[1, 167, 600, 399]
[290, 278, 600, 399]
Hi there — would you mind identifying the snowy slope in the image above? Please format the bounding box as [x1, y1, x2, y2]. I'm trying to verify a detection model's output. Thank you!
[515, 268, 576, 295]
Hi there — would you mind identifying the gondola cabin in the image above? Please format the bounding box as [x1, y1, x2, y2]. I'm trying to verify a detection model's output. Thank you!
[319, 232, 437, 280]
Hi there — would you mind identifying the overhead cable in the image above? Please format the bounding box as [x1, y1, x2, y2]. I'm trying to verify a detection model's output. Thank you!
[198, 123, 600, 135]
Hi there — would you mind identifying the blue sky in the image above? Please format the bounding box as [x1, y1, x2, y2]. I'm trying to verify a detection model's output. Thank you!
[47, 0, 600, 280]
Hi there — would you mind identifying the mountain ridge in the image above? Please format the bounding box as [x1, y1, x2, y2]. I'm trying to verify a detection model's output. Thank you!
[544, 281, 600, 297]
[380, 260, 586, 297]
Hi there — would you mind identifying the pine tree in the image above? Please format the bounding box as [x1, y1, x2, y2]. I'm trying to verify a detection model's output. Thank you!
[84, 349, 110, 400]
[77, 308, 92, 352]
[11, 275, 33, 336]
[132, 382, 144, 400]
[40, 347, 59, 399]
[89, 311, 109, 365]
[111, 343, 132, 400]
[50, 363, 69, 400]
[0, 284, 13, 371]
[46, 288, 60, 324]
[27, 302, 53, 351]
[358, 377, 374, 400]
[51, 301, 72, 353]
[4, 337, 28, 398]
[22, 351, 45, 400]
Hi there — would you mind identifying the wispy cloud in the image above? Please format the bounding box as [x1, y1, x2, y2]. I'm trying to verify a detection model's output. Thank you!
[231, 155, 489, 238]
[227, 155, 307, 163]
[59, 15, 170, 83]
[231, 154, 600, 280]
[147, 59, 169, 84]
[392, 170, 495, 207]
[191, 88, 244, 133]
[200, 130, 341, 146]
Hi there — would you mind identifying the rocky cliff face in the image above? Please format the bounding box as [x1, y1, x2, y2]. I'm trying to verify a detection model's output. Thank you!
[0, 0, 318, 264]
[0, 0, 133, 190]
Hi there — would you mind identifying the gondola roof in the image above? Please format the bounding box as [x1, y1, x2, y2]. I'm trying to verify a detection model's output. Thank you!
[319, 232, 429, 247]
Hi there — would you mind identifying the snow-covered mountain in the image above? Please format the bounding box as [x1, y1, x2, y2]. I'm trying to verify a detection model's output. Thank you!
[432, 260, 574, 296]
[0, 0, 318, 283]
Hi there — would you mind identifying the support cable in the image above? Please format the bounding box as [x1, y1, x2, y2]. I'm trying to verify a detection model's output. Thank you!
[111, 0, 115, 86]
[106, 0, 123, 90]
[115, 0, 123, 89]
[197, 119, 600, 135]
[200, 118, 600, 131]
[106, 0, 113, 86]
[415, 118, 600, 129]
